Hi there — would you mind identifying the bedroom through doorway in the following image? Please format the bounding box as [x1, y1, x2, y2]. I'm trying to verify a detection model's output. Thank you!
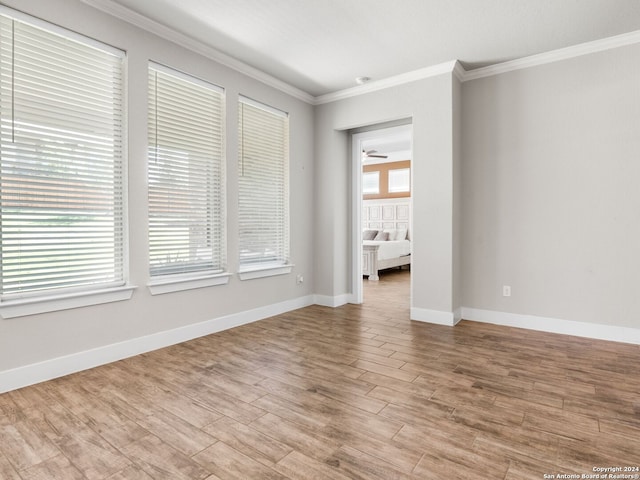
[351, 124, 412, 306]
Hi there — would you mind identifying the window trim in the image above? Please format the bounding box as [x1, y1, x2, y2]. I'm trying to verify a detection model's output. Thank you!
[146, 62, 228, 289]
[0, 286, 136, 319]
[237, 95, 291, 275]
[148, 272, 231, 295]
[0, 6, 131, 314]
[237, 264, 293, 281]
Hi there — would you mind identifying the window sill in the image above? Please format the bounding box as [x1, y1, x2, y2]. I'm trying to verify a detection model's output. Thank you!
[148, 272, 231, 295]
[0, 285, 137, 319]
[238, 264, 294, 281]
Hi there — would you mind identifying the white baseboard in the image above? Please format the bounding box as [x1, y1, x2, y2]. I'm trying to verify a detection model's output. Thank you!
[0, 295, 315, 394]
[313, 293, 350, 308]
[462, 307, 640, 345]
[411, 307, 460, 326]
[8, 297, 636, 394]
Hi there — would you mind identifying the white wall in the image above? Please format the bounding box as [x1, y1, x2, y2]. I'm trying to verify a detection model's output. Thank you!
[314, 74, 460, 323]
[0, 0, 315, 383]
[462, 43, 640, 330]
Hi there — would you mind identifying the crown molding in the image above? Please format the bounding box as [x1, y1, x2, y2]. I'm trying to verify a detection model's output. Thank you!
[81, 0, 315, 104]
[313, 28, 640, 100]
[313, 60, 459, 105]
[462, 29, 640, 82]
[80, 0, 640, 104]
[452, 60, 466, 83]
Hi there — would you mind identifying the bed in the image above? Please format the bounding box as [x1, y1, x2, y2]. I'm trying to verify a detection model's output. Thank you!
[362, 229, 411, 281]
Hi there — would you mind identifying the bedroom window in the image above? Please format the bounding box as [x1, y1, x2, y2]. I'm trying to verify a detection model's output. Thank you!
[147, 63, 228, 292]
[388, 168, 410, 193]
[238, 96, 290, 279]
[0, 9, 131, 316]
[362, 171, 380, 194]
[363, 160, 411, 199]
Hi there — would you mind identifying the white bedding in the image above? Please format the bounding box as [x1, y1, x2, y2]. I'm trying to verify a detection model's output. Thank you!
[363, 239, 411, 261]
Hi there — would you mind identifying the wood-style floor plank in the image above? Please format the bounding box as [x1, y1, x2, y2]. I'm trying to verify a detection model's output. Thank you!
[202, 416, 293, 466]
[0, 421, 60, 471]
[192, 441, 287, 480]
[1, 268, 639, 478]
[274, 450, 353, 480]
[119, 434, 210, 480]
[0, 449, 22, 480]
[18, 455, 86, 480]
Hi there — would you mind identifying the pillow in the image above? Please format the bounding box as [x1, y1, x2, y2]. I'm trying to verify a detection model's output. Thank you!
[396, 228, 408, 240]
[383, 229, 397, 241]
[374, 230, 389, 241]
[363, 229, 378, 240]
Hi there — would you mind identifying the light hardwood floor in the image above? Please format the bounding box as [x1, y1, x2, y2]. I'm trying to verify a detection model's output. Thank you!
[1, 269, 639, 479]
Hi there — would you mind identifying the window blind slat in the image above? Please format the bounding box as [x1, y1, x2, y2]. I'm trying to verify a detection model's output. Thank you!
[148, 64, 225, 278]
[0, 14, 125, 299]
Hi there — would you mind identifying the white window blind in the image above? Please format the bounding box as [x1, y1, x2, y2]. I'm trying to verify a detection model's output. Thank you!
[148, 63, 225, 277]
[238, 96, 289, 269]
[0, 12, 125, 299]
[362, 171, 380, 194]
[388, 168, 410, 193]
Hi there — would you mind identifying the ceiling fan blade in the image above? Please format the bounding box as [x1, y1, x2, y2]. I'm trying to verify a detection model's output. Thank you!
[361, 149, 388, 160]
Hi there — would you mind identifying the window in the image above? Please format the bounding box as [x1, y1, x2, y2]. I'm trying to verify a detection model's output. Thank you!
[388, 168, 410, 193]
[0, 10, 129, 313]
[148, 63, 227, 291]
[362, 171, 380, 194]
[238, 96, 290, 277]
[363, 160, 411, 199]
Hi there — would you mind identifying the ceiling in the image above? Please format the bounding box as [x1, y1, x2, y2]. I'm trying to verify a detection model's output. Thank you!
[101, 0, 640, 97]
[361, 126, 412, 162]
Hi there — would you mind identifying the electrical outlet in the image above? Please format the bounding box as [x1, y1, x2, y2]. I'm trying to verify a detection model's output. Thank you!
[296, 274, 304, 285]
[503, 285, 511, 297]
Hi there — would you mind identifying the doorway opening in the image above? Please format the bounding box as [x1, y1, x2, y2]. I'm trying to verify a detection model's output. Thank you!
[351, 123, 413, 305]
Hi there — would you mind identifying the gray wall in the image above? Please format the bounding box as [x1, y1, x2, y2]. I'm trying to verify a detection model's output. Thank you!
[2, 0, 639, 381]
[462, 43, 640, 328]
[452, 75, 463, 318]
[0, 0, 315, 372]
[314, 74, 459, 318]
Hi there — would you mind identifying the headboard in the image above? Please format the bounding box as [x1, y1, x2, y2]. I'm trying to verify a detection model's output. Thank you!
[363, 198, 411, 236]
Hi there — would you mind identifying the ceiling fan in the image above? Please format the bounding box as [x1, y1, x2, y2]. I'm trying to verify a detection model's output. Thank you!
[362, 149, 388, 159]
